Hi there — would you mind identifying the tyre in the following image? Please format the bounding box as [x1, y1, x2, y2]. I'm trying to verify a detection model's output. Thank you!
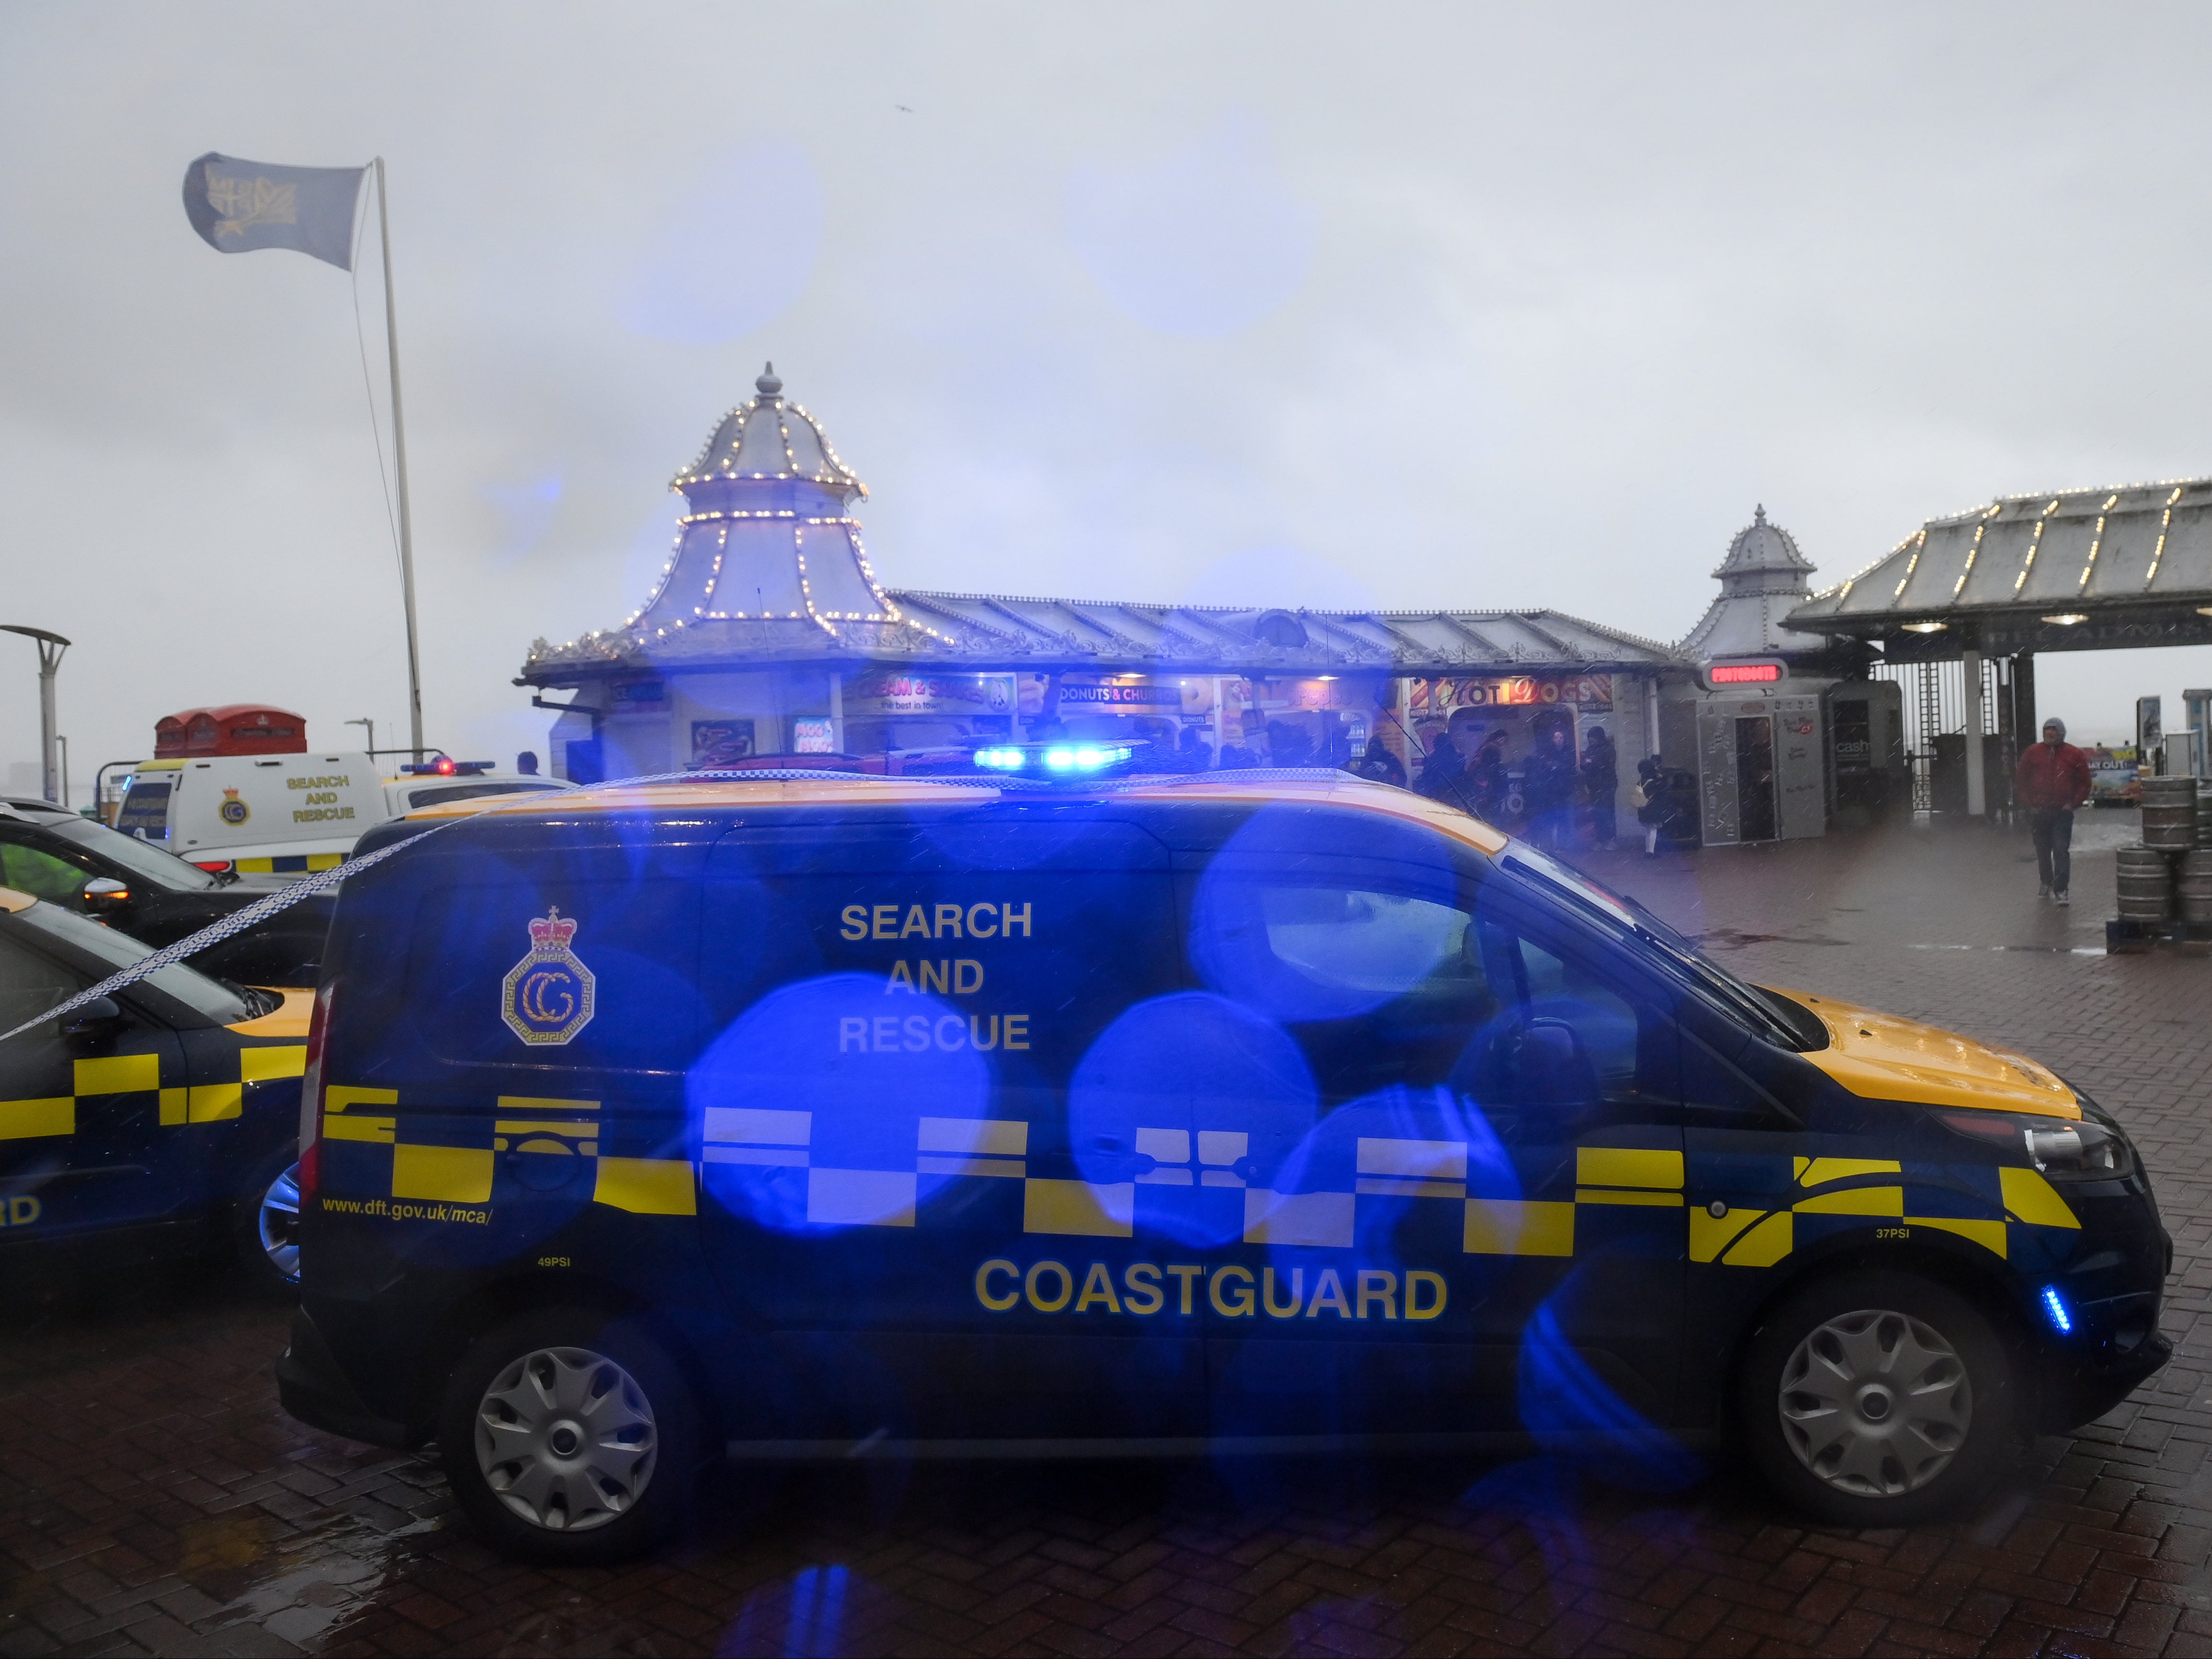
[1736, 1271, 2019, 1527]
[437, 1308, 702, 1565]
[232, 1148, 302, 1294]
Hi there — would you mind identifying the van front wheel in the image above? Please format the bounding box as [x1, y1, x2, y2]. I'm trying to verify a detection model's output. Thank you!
[438, 1310, 701, 1564]
[1737, 1271, 2019, 1527]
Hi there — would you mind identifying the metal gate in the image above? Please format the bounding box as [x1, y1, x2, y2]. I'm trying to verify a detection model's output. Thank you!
[1871, 658, 2008, 816]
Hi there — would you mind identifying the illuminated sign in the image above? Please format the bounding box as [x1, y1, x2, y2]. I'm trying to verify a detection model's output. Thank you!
[1411, 675, 1612, 713]
[847, 672, 1016, 718]
[1705, 662, 1784, 688]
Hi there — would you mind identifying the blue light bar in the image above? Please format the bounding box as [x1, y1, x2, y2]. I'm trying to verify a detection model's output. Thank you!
[970, 742, 1139, 777]
[2041, 1285, 2073, 1334]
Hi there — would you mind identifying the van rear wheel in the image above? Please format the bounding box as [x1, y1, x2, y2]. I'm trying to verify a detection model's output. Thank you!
[438, 1309, 701, 1565]
[1737, 1271, 2019, 1527]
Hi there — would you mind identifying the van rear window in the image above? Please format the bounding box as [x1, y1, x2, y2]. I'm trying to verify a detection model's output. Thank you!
[405, 782, 562, 810]
[115, 780, 172, 840]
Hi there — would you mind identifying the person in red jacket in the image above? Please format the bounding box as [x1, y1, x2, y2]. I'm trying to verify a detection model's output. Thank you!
[2014, 716, 2093, 904]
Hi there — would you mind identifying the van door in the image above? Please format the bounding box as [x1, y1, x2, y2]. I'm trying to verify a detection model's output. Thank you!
[696, 810, 1199, 1442]
[0, 932, 187, 1243]
[1176, 811, 1686, 1443]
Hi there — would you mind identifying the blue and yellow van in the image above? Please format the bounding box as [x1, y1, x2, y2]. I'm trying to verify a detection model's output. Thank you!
[0, 886, 310, 1286]
[278, 771, 2170, 1563]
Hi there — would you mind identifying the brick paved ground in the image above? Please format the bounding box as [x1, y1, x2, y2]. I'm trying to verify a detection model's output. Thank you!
[3, 810, 2210, 1658]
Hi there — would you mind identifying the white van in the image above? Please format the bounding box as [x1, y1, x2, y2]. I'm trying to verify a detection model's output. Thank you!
[116, 754, 568, 875]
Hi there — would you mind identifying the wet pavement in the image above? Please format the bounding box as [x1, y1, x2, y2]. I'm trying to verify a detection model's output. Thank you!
[4, 809, 2211, 1657]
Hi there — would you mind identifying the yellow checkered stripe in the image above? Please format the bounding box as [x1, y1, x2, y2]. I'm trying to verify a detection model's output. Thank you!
[0, 1044, 306, 1142]
[321, 1091, 696, 1217]
[231, 853, 346, 874]
[1691, 1157, 2075, 1267]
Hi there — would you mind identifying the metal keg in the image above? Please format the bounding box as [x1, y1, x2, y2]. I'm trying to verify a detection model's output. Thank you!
[2118, 845, 2176, 920]
[2180, 849, 2212, 925]
[2140, 776, 2199, 850]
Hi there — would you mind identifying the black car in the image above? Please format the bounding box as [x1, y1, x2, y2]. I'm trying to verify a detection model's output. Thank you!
[0, 799, 330, 988]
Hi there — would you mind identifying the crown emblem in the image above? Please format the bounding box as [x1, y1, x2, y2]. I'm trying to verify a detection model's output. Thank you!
[217, 787, 251, 826]
[528, 908, 579, 950]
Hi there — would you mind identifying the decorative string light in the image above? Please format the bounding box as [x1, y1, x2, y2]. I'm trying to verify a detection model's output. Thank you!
[1892, 529, 1929, 601]
[2012, 498, 2061, 594]
[2077, 494, 2120, 592]
[2144, 485, 2187, 587]
[1951, 503, 2002, 599]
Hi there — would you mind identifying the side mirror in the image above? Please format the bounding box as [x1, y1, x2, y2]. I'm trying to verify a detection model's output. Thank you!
[81, 876, 131, 917]
[61, 995, 127, 1039]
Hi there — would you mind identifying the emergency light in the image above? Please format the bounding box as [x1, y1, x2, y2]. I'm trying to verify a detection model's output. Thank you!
[970, 742, 1144, 777]
[399, 758, 495, 777]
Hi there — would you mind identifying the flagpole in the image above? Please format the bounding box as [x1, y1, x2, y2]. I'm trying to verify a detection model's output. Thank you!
[373, 156, 425, 761]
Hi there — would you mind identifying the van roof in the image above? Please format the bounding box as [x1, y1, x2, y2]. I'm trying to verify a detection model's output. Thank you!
[393, 769, 1511, 854]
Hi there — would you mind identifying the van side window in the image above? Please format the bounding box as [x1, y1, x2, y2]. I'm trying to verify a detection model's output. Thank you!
[0, 935, 79, 1031]
[1193, 868, 1499, 1100]
[1457, 918, 1676, 1141]
[0, 840, 87, 905]
[1255, 885, 1486, 1010]
[1199, 865, 1674, 1138]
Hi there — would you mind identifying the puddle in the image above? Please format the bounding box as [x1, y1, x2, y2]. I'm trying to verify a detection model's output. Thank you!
[173, 1481, 451, 1649]
[1693, 927, 1850, 949]
[1910, 943, 2107, 956]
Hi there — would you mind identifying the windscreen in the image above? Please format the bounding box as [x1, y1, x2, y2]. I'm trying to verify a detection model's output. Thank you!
[8, 901, 252, 1025]
[40, 815, 219, 890]
[1499, 842, 1823, 1051]
[115, 777, 173, 841]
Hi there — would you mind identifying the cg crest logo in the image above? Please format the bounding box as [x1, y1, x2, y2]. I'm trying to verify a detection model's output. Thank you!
[500, 907, 596, 1046]
[217, 788, 251, 826]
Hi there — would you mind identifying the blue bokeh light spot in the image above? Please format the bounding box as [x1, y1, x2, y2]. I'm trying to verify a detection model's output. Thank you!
[688, 973, 989, 1233]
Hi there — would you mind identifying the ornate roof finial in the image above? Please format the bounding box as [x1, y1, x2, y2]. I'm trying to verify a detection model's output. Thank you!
[1754, 503, 1766, 523]
[756, 362, 783, 400]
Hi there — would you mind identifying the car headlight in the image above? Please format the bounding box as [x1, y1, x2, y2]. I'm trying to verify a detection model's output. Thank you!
[2023, 1119, 2133, 1180]
[1937, 1108, 2137, 1182]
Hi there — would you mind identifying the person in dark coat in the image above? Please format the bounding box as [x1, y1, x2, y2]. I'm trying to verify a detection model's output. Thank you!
[1523, 723, 1578, 848]
[1579, 725, 1618, 845]
[1467, 730, 1510, 823]
[1347, 735, 1408, 787]
[1414, 710, 1478, 805]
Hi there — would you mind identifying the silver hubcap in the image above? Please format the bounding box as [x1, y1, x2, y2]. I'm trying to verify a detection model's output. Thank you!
[474, 1345, 658, 1532]
[1778, 1308, 1972, 1497]
[258, 1164, 301, 1284]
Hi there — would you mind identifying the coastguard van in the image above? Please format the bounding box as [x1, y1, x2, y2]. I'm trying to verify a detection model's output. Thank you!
[279, 762, 2170, 1564]
[119, 753, 385, 874]
[117, 754, 566, 876]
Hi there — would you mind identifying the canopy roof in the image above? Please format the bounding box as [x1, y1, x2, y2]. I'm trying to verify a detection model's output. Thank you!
[1788, 477, 2212, 657]
[524, 592, 1678, 682]
[522, 370, 1679, 687]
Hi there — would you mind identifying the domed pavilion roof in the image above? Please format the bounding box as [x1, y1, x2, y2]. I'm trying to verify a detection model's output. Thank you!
[673, 364, 866, 497]
[1680, 505, 1826, 660]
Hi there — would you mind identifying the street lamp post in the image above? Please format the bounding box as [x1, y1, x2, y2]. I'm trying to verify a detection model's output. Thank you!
[0, 626, 71, 804]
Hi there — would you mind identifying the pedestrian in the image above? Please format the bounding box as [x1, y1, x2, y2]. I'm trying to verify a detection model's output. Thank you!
[516, 750, 540, 776]
[1523, 722, 1578, 848]
[1347, 735, 1408, 787]
[2013, 716, 2092, 906]
[1579, 725, 1619, 845]
[1635, 756, 1665, 854]
[1468, 730, 1510, 822]
[1414, 709, 1479, 806]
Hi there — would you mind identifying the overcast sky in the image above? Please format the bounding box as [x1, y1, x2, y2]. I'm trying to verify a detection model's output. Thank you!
[5, 1, 2212, 794]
